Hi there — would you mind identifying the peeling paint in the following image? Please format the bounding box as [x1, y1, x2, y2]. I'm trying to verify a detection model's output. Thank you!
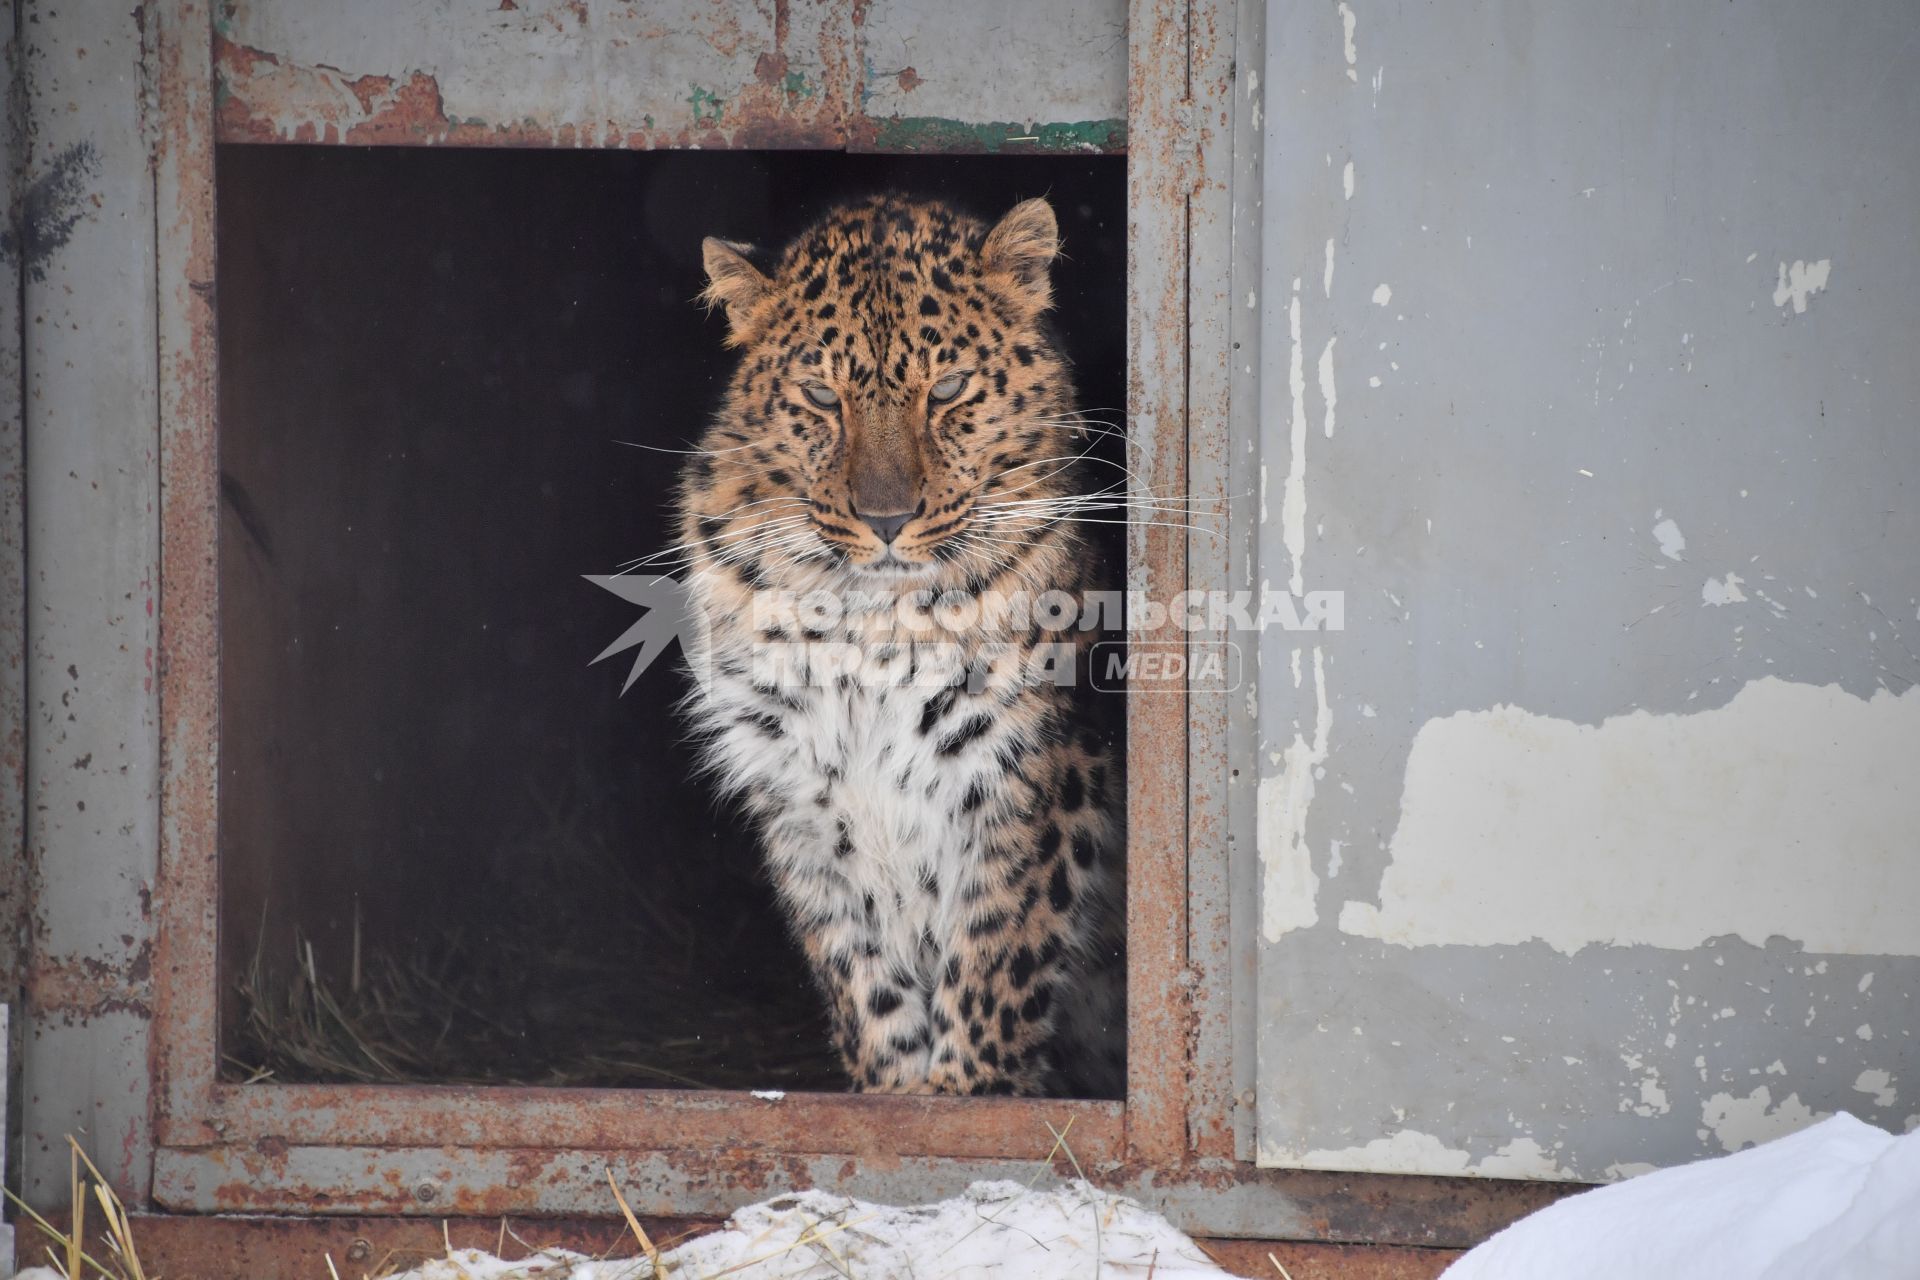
[1289, 1130, 1568, 1180]
[1317, 338, 1338, 439]
[1336, 2, 1358, 81]
[866, 116, 1126, 153]
[1342, 679, 1920, 957]
[1702, 572, 1747, 605]
[1259, 648, 1328, 942]
[1282, 283, 1308, 596]
[1772, 258, 1832, 315]
[1853, 1070, 1897, 1108]
[1700, 1087, 1828, 1154]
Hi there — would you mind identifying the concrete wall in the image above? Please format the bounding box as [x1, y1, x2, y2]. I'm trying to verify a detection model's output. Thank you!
[1251, 0, 1920, 1178]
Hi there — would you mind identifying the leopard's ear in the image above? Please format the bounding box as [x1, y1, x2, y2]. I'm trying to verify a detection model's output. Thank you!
[981, 198, 1060, 312]
[701, 237, 774, 346]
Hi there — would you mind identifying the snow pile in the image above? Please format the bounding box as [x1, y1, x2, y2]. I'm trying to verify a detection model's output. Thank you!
[1445, 1113, 1920, 1279]
[366, 1180, 1229, 1280]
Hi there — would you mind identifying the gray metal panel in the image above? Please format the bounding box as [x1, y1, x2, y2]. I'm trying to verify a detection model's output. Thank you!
[1, 1006, 12, 1276]
[2, 0, 28, 1212]
[856, 0, 1126, 141]
[1252, 0, 1920, 1179]
[1218, 0, 1266, 1166]
[1184, 0, 1265, 1165]
[16, 0, 160, 1211]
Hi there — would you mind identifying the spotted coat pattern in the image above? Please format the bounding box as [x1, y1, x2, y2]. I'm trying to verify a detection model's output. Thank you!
[671, 194, 1125, 1096]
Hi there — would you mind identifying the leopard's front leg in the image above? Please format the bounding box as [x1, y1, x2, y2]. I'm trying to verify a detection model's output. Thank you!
[922, 801, 1101, 1095]
[762, 819, 937, 1091]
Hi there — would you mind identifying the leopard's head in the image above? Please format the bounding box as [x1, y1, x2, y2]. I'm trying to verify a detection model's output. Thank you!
[689, 194, 1087, 584]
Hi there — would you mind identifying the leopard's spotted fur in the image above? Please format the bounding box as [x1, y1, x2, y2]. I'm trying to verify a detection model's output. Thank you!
[673, 194, 1124, 1096]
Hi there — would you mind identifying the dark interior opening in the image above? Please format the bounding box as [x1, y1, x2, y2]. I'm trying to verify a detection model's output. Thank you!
[214, 144, 1127, 1093]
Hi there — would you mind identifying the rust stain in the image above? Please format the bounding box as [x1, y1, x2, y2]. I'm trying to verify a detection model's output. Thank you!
[753, 50, 790, 86]
[23, 950, 154, 1022]
[200, 1082, 1123, 1166]
[1199, 1239, 1462, 1280]
[1121, 0, 1195, 1173]
[896, 66, 923, 93]
[212, 33, 850, 151]
[151, 0, 225, 1156]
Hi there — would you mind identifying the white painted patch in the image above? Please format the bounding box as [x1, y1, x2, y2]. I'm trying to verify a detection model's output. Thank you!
[1259, 647, 1329, 942]
[1259, 462, 1268, 524]
[1368, 374, 1382, 388]
[1602, 1161, 1660, 1180]
[1652, 517, 1686, 561]
[1282, 286, 1308, 596]
[1855, 1069, 1898, 1108]
[1703, 573, 1748, 606]
[750, 1089, 787, 1102]
[1322, 237, 1336, 298]
[1473, 1137, 1566, 1179]
[1340, 679, 1920, 957]
[1371, 282, 1392, 306]
[1286, 1129, 1566, 1178]
[1772, 258, 1832, 315]
[1317, 337, 1338, 439]
[1336, 2, 1358, 80]
[1701, 1087, 1828, 1154]
[1342, 159, 1354, 200]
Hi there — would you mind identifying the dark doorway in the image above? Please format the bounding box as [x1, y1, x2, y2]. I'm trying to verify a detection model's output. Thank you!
[214, 144, 1126, 1091]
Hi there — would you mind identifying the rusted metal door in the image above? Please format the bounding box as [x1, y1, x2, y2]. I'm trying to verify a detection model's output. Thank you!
[11, 0, 1567, 1251]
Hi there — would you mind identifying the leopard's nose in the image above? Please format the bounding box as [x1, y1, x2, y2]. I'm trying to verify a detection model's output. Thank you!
[857, 510, 912, 544]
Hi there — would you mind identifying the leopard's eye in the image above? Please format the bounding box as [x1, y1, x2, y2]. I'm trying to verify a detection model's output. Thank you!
[929, 372, 969, 404]
[802, 382, 840, 409]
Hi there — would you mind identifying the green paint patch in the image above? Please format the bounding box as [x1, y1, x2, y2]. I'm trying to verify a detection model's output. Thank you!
[869, 117, 1127, 154]
[687, 85, 726, 124]
[782, 70, 815, 100]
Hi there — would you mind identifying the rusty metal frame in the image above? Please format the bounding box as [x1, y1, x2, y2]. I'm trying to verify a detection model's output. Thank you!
[207, 2, 1127, 156]
[134, 0, 1571, 1246]
[153, 0, 1145, 1218]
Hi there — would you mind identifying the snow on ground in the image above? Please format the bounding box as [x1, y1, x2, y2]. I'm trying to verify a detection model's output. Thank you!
[1445, 1113, 1920, 1279]
[355, 1180, 1226, 1280]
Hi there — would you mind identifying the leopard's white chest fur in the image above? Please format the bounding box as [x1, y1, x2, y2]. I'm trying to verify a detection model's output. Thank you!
[688, 622, 1006, 983]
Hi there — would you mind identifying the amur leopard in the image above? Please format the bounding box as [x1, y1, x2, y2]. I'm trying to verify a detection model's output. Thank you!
[673, 193, 1124, 1097]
